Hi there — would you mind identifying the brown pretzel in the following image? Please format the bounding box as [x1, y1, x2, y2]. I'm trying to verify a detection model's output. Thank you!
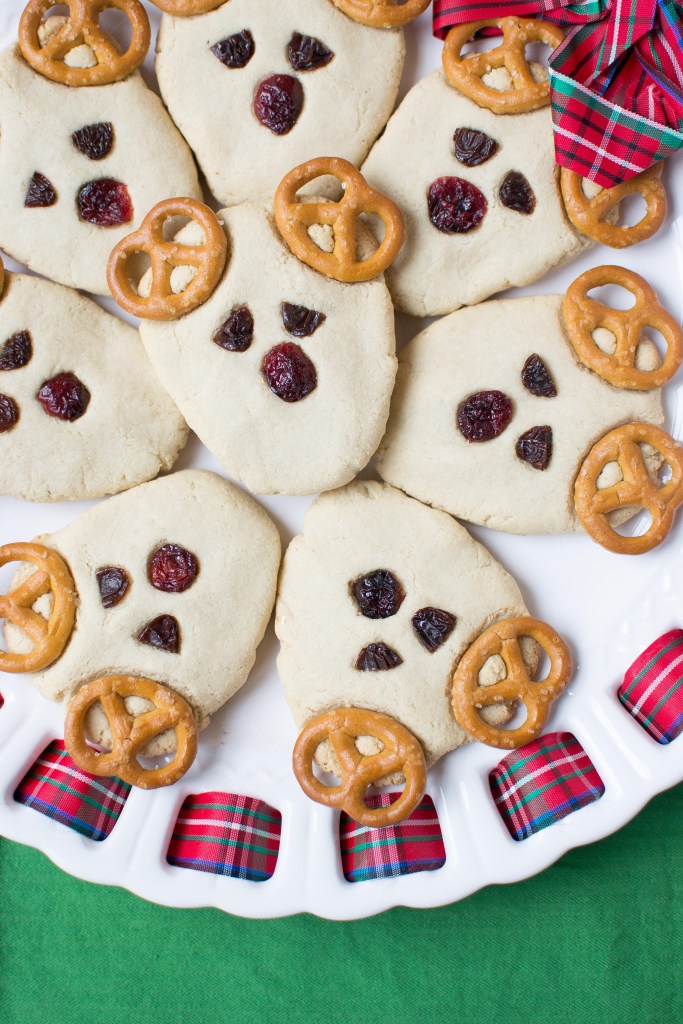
[442, 18, 564, 114]
[274, 158, 404, 284]
[574, 422, 683, 554]
[451, 617, 573, 749]
[150, 1, 225, 14]
[330, 0, 430, 28]
[292, 707, 427, 827]
[0, 542, 76, 673]
[107, 198, 228, 320]
[560, 165, 667, 248]
[64, 675, 198, 789]
[19, 0, 150, 87]
[564, 266, 683, 391]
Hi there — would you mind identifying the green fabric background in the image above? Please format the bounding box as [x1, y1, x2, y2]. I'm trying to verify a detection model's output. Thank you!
[0, 783, 680, 1024]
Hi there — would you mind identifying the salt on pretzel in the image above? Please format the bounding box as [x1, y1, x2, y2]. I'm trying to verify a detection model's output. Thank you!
[274, 157, 404, 284]
[330, 0, 430, 28]
[292, 706, 427, 827]
[560, 165, 667, 248]
[65, 675, 198, 789]
[442, 17, 564, 114]
[19, 0, 150, 87]
[574, 422, 683, 554]
[451, 617, 573, 749]
[563, 265, 683, 391]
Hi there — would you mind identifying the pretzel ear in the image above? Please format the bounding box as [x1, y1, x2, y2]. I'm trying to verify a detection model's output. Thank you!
[330, 0, 431, 29]
[560, 165, 667, 248]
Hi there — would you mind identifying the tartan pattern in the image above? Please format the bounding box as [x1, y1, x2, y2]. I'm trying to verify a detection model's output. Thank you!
[166, 791, 282, 882]
[433, 0, 683, 186]
[339, 794, 446, 883]
[14, 739, 130, 841]
[489, 732, 605, 840]
[618, 628, 683, 743]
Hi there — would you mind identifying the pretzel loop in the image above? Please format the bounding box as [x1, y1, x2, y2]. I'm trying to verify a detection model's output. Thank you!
[560, 165, 667, 248]
[451, 617, 573, 749]
[330, 0, 431, 28]
[149, 0, 226, 15]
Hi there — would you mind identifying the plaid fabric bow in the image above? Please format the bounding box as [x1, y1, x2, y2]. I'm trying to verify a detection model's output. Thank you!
[433, 0, 683, 186]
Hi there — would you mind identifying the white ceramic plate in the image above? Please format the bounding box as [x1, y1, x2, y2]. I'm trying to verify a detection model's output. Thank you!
[0, 3, 682, 920]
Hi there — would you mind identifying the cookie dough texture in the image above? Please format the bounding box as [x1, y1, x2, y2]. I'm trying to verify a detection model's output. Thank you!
[0, 272, 188, 501]
[276, 480, 531, 767]
[0, 45, 200, 295]
[361, 71, 585, 316]
[376, 295, 664, 534]
[155, 0, 404, 206]
[140, 202, 397, 496]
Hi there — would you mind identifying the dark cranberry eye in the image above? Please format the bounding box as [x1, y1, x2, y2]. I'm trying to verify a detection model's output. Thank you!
[149, 544, 199, 593]
[516, 425, 553, 470]
[25, 172, 57, 208]
[457, 390, 513, 442]
[351, 570, 405, 620]
[0, 331, 32, 371]
[499, 171, 536, 214]
[77, 179, 133, 227]
[261, 342, 317, 402]
[281, 302, 326, 337]
[355, 642, 403, 671]
[453, 127, 498, 167]
[211, 29, 255, 68]
[96, 567, 130, 608]
[36, 372, 90, 421]
[71, 122, 114, 160]
[522, 354, 557, 397]
[287, 32, 334, 72]
[412, 607, 457, 652]
[213, 305, 254, 352]
[0, 394, 19, 433]
[137, 615, 180, 653]
[428, 177, 487, 233]
[253, 74, 303, 135]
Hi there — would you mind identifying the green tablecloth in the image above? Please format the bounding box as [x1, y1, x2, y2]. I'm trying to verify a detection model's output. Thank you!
[1, 783, 680, 1023]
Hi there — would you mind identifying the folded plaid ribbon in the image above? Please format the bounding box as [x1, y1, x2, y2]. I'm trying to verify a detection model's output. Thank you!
[433, 0, 683, 186]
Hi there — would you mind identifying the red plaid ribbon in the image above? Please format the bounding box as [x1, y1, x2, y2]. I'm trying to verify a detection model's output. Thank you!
[339, 794, 446, 882]
[619, 628, 683, 743]
[433, 0, 683, 186]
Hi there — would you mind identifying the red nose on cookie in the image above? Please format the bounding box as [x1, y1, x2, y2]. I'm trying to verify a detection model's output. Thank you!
[252, 74, 304, 135]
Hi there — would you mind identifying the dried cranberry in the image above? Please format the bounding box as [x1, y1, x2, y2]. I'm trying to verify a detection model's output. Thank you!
[71, 122, 114, 161]
[281, 302, 326, 337]
[516, 425, 552, 470]
[287, 32, 334, 72]
[25, 172, 57, 208]
[457, 390, 513, 442]
[36, 372, 90, 421]
[351, 569, 405, 620]
[96, 566, 130, 609]
[412, 607, 457, 653]
[261, 342, 316, 402]
[428, 176, 487, 233]
[211, 29, 255, 69]
[77, 179, 133, 227]
[522, 353, 557, 398]
[0, 394, 19, 433]
[253, 74, 304, 135]
[355, 642, 403, 672]
[213, 305, 254, 352]
[0, 331, 32, 371]
[499, 171, 536, 215]
[453, 127, 499, 167]
[149, 544, 199, 593]
[137, 615, 180, 653]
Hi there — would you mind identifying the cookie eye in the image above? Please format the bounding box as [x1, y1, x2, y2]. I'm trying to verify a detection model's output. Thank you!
[0, 394, 19, 432]
[521, 354, 557, 397]
[0, 331, 32, 371]
[213, 305, 254, 352]
[211, 29, 255, 69]
[281, 302, 326, 337]
[25, 172, 57, 208]
[286, 32, 334, 72]
[96, 567, 130, 608]
[453, 127, 498, 167]
[71, 122, 114, 161]
[499, 171, 536, 214]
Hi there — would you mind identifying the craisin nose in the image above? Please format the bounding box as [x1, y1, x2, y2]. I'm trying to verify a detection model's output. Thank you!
[252, 74, 304, 136]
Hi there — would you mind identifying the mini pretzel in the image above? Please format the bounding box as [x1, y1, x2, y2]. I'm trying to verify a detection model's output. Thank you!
[64, 675, 198, 789]
[442, 18, 564, 114]
[292, 707, 427, 827]
[330, 0, 430, 28]
[19, 0, 150, 87]
[107, 198, 228, 320]
[560, 165, 667, 248]
[451, 617, 573, 749]
[274, 157, 405, 284]
[0, 542, 76, 673]
[564, 266, 683, 390]
[574, 422, 683, 554]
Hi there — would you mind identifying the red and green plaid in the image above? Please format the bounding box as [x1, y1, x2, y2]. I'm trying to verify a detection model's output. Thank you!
[14, 739, 130, 842]
[618, 628, 683, 743]
[339, 794, 446, 883]
[166, 791, 282, 882]
[489, 732, 605, 841]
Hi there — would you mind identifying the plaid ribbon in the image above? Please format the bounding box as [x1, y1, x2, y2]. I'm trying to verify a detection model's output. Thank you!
[339, 794, 446, 882]
[489, 732, 605, 840]
[433, 0, 683, 186]
[619, 628, 683, 743]
[166, 791, 282, 881]
[14, 739, 130, 842]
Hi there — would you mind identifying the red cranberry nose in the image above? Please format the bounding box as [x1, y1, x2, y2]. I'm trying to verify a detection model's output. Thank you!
[253, 74, 303, 136]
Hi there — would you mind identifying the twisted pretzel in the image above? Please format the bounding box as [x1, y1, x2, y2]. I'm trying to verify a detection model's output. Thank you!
[292, 707, 427, 827]
[560, 165, 667, 248]
[442, 18, 564, 114]
[574, 422, 683, 554]
[19, 0, 150, 87]
[274, 157, 405, 284]
[107, 198, 228, 320]
[563, 266, 683, 391]
[451, 617, 573, 749]
[150, 1, 224, 14]
[0, 542, 76, 673]
[330, 0, 430, 28]
[64, 675, 198, 789]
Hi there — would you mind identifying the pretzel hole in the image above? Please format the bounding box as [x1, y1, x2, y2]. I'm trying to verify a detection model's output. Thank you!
[461, 34, 503, 58]
[586, 284, 636, 311]
[124, 250, 152, 297]
[609, 193, 648, 229]
[0, 561, 52, 655]
[98, 6, 134, 57]
[636, 329, 666, 371]
[524, 41, 553, 72]
[85, 695, 179, 758]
